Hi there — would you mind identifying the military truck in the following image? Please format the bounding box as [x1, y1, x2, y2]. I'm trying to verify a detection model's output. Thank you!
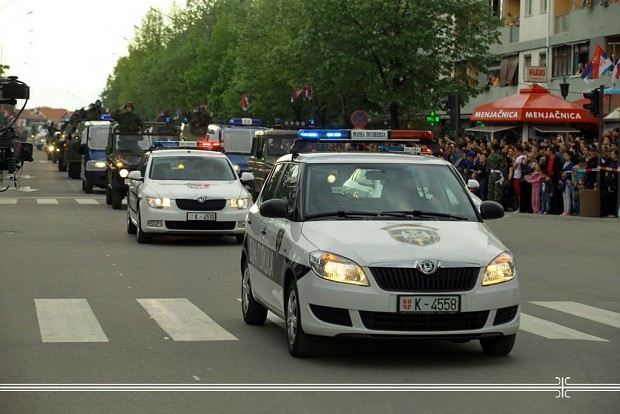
[64, 123, 84, 179]
[248, 128, 298, 198]
[55, 132, 68, 171]
[105, 122, 180, 209]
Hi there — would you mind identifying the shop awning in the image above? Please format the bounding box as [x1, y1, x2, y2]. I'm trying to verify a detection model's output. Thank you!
[533, 125, 580, 133]
[465, 125, 518, 133]
[470, 84, 598, 125]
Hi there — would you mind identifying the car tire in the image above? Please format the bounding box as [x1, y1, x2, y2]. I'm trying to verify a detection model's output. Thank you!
[105, 186, 112, 205]
[241, 262, 267, 325]
[82, 179, 93, 194]
[127, 207, 137, 235]
[111, 188, 123, 210]
[286, 279, 319, 357]
[480, 334, 516, 356]
[235, 234, 244, 244]
[58, 159, 66, 172]
[68, 163, 80, 179]
[136, 209, 152, 244]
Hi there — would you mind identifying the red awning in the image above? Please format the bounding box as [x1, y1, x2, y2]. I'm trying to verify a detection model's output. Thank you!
[470, 84, 597, 125]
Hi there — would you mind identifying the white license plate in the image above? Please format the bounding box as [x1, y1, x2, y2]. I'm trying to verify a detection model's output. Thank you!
[398, 295, 460, 313]
[187, 212, 216, 221]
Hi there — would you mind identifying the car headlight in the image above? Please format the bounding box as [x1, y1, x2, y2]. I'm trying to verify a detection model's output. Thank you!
[230, 198, 251, 209]
[146, 197, 172, 208]
[116, 162, 124, 168]
[119, 169, 129, 178]
[482, 252, 516, 286]
[86, 160, 106, 170]
[233, 164, 241, 174]
[309, 251, 369, 286]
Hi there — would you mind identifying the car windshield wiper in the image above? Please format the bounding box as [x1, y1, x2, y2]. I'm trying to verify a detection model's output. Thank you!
[305, 211, 382, 220]
[379, 210, 470, 221]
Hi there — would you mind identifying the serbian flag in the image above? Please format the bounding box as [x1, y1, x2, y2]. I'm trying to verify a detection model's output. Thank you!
[612, 60, 620, 86]
[304, 84, 312, 100]
[290, 88, 304, 103]
[241, 94, 249, 111]
[581, 44, 613, 84]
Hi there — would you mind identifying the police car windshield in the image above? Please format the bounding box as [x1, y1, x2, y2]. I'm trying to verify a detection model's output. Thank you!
[304, 163, 478, 221]
[88, 126, 109, 150]
[149, 156, 236, 181]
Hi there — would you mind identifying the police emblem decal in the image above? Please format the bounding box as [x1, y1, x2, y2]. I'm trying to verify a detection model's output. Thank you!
[382, 224, 441, 246]
[196, 195, 207, 203]
[418, 259, 438, 275]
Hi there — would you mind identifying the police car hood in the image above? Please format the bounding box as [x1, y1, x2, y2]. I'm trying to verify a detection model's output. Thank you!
[301, 221, 507, 267]
[147, 180, 249, 199]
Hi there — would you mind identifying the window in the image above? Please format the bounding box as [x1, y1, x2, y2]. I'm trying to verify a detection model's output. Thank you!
[541, 0, 547, 13]
[524, 55, 532, 78]
[552, 45, 572, 78]
[274, 163, 300, 211]
[525, 0, 533, 16]
[499, 56, 519, 86]
[539, 52, 546, 68]
[260, 163, 285, 202]
[574, 43, 589, 75]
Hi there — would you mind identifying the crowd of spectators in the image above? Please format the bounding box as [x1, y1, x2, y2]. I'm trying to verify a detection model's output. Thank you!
[438, 129, 619, 217]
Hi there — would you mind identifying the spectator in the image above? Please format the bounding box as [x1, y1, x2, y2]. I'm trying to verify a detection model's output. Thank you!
[603, 149, 618, 217]
[527, 163, 544, 214]
[486, 144, 507, 204]
[572, 157, 587, 215]
[574, 177, 587, 215]
[559, 152, 575, 216]
[541, 171, 554, 215]
[541, 145, 563, 214]
[512, 145, 526, 211]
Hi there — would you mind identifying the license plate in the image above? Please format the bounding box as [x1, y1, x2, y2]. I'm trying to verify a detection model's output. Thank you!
[124, 179, 129, 185]
[187, 212, 216, 221]
[398, 295, 460, 313]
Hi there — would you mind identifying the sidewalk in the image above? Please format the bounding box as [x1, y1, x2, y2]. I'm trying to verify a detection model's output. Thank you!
[504, 210, 619, 222]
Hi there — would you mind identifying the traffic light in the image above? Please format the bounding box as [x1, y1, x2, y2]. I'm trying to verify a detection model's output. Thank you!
[445, 93, 460, 131]
[582, 89, 600, 116]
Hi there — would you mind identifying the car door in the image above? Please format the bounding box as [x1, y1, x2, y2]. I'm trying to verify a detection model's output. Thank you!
[246, 162, 286, 309]
[128, 153, 150, 217]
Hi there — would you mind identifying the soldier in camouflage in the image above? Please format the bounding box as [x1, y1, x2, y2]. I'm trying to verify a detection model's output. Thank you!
[113, 102, 143, 134]
[486, 143, 507, 203]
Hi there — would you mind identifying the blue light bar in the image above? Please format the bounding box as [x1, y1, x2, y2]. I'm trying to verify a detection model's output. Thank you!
[153, 141, 202, 148]
[298, 129, 349, 140]
[229, 118, 262, 126]
[100, 114, 113, 121]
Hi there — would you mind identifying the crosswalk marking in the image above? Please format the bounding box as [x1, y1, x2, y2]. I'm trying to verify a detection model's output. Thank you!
[35, 299, 109, 343]
[519, 313, 607, 341]
[75, 198, 100, 205]
[137, 299, 237, 341]
[530, 301, 620, 329]
[36, 199, 59, 205]
[0, 199, 17, 204]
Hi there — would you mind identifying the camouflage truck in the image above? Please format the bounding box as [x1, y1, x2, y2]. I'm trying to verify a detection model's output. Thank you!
[64, 123, 84, 179]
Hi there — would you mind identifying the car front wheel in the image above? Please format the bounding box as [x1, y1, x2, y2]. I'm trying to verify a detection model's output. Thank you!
[286, 279, 319, 357]
[136, 209, 152, 244]
[480, 334, 516, 355]
[241, 262, 267, 325]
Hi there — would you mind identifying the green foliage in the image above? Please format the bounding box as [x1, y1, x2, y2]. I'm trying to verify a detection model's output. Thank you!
[101, 0, 500, 128]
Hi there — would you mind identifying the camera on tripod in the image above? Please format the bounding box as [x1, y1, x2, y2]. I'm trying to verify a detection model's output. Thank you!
[1, 76, 33, 177]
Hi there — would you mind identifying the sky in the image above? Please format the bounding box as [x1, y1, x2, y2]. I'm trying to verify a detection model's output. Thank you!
[0, 0, 185, 111]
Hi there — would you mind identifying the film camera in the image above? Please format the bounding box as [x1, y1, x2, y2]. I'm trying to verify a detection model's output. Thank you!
[1, 76, 33, 181]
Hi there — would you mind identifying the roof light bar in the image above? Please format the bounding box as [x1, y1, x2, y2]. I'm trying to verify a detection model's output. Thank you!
[298, 129, 349, 140]
[229, 118, 262, 126]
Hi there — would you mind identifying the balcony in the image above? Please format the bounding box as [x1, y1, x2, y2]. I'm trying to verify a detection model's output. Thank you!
[499, 25, 520, 44]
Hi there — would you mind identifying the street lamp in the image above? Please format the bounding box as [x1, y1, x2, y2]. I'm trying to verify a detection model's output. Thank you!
[559, 76, 570, 100]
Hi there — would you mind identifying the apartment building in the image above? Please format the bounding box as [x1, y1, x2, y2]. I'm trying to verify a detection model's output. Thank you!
[463, 0, 620, 138]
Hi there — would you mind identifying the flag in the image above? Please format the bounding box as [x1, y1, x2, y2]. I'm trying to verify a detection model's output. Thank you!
[290, 88, 304, 103]
[241, 94, 249, 111]
[612, 60, 620, 86]
[581, 44, 614, 84]
[304, 84, 312, 100]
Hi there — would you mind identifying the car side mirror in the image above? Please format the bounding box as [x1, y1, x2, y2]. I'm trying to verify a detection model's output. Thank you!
[240, 172, 254, 182]
[127, 170, 143, 181]
[479, 200, 504, 220]
[259, 198, 289, 218]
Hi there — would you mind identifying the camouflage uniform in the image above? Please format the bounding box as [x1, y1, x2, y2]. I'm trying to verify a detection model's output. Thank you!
[486, 149, 507, 203]
[113, 103, 143, 133]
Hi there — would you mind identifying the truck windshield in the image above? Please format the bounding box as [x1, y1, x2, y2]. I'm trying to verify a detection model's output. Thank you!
[88, 126, 109, 150]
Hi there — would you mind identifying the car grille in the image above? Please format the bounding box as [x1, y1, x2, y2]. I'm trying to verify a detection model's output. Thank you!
[359, 310, 489, 331]
[369, 267, 480, 292]
[165, 221, 236, 230]
[176, 199, 227, 211]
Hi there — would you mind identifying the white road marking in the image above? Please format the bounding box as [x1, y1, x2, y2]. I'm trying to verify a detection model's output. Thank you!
[35, 299, 109, 343]
[137, 299, 237, 341]
[530, 301, 620, 329]
[519, 313, 607, 341]
[0, 199, 17, 204]
[75, 198, 100, 205]
[36, 198, 58, 204]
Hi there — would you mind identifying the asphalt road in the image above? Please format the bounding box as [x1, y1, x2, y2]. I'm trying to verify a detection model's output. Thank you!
[0, 150, 618, 413]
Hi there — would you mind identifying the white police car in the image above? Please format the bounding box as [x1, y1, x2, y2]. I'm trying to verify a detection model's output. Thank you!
[240, 130, 519, 357]
[126, 141, 254, 244]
